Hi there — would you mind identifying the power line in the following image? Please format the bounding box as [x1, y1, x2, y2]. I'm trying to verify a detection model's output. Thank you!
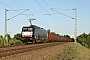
[9, 0, 57, 29]
[51, 8, 74, 19]
[34, 0, 50, 14]
[35, 0, 65, 32]
[7, 9, 29, 20]
[43, 0, 51, 8]
[0, 1, 29, 14]
[49, 15, 72, 34]
[35, 0, 60, 24]
[9, 0, 50, 28]
[51, 8, 75, 10]
[9, 0, 33, 17]
[1, 0, 73, 35]
[42, 0, 72, 34]
[0, 1, 14, 10]
[0, 1, 33, 25]
[9, 0, 26, 8]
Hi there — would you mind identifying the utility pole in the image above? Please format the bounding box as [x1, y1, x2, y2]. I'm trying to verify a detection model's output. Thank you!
[4, 9, 8, 45]
[74, 8, 77, 42]
[5, 9, 7, 36]
[4, 9, 29, 45]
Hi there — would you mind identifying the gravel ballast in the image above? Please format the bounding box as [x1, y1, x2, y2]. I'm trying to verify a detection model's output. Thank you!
[0, 42, 72, 60]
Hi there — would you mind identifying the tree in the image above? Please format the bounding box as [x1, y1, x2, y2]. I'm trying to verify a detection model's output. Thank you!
[9, 39, 15, 45]
[51, 32, 56, 34]
[13, 33, 21, 40]
[56, 33, 60, 36]
[88, 33, 90, 36]
[87, 36, 90, 48]
[0, 35, 3, 38]
[77, 32, 90, 48]
[47, 29, 50, 33]
[82, 32, 87, 38]
[14, 40, 22, 45]
[64, 35, 70, 38]
[9, 38, 22, 45]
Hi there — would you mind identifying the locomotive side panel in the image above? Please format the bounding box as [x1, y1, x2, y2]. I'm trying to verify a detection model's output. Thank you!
[34, 26, 48, 43]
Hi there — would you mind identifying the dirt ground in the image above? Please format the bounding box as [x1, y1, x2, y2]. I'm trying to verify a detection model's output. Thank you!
[0, 42, 72, 60]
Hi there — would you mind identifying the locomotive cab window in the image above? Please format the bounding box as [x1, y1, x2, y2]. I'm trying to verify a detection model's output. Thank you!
[22, 28, 28, 32]
[22, 27, 33, 32]
[28, 28, 33, 31]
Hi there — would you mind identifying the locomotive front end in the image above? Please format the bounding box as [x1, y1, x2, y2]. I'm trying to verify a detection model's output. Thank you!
[21, 26, 34, 43]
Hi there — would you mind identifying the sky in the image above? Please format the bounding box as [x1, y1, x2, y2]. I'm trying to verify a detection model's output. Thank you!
[0, 0, 90, 37]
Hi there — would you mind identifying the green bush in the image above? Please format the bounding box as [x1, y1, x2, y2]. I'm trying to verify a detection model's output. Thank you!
[0, 38, 6, 46]
[9, 39, 15, 45]
[77, 33, 90, 48]
[9, 39, 22, 45]
[14, 40, 22, 45]
[0, 34, 22, 46]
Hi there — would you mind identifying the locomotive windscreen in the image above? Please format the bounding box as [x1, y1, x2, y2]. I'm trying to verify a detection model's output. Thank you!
[22, 27, 33, 32]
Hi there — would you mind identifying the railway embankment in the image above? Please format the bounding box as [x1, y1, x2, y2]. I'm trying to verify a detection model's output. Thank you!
[0, 42, 71, 60]
[57, 42, 90, 60]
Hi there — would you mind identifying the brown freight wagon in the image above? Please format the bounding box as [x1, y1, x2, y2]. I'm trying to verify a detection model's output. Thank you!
[60, 36, 69, 42]
[48, 32, 58, 42]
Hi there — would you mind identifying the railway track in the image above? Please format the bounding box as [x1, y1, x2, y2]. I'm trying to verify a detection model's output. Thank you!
[0, 42, 67, 58]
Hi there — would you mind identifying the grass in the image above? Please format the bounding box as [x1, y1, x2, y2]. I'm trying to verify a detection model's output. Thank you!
[57, 42, 90, 60]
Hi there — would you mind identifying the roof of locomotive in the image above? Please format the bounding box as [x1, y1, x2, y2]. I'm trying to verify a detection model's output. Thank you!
[22, 25, 43, 29]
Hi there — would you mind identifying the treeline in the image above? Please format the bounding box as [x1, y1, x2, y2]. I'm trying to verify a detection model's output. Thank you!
[77, 33, 90, 48]
[0, 33, 22, 46]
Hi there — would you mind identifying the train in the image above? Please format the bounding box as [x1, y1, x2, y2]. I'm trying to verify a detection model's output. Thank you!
[21, 24, 70, 43]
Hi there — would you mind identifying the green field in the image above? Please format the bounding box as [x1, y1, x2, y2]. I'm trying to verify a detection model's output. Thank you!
[57, 42, 90, 60]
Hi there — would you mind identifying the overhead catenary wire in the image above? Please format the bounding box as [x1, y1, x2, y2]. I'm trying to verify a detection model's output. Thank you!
[0, 1, 29, 16]
[43, 0, 51, 8]
[42, 0, 72, 34]
[7, 9, 29, 20]
[9, 0, 34, 18]
[9, 0, 65, 30]
[0, 1, 31, 23]
[0, 1, 14, 10]
[10, 0, 26, 8]
[35, 0, 60, 24]
[34, 0, 50, 15]
[51, 8, 75, 10]
[9, 0, 50, 28]
[51, 8, 74, 19]
[10, 0, 57, 31]
[0, 0, 73, 35]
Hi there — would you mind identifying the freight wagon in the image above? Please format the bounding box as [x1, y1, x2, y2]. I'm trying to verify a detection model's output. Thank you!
[21, 25, 70, 43]
[59, 36, 70, 42]
[48, 32, 58, 42]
